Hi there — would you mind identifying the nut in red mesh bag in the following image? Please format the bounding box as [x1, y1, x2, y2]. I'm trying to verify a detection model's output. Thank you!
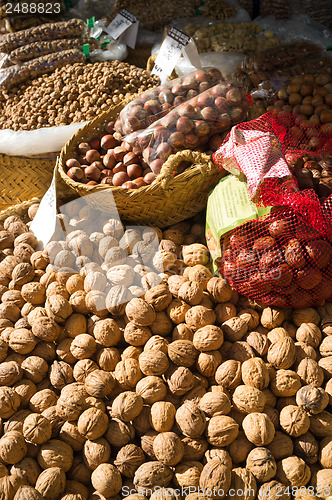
[212, 111, 332, 308]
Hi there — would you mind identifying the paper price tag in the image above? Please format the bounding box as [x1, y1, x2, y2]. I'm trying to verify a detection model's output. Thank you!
[152, 28, 199, 82]
[30, 166, 58, 247]
[105, 9, 139, 49]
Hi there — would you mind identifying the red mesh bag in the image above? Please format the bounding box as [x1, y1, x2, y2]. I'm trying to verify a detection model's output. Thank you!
[212, 110, 332, 308]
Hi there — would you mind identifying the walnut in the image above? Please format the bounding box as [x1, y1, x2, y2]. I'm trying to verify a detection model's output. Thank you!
[293, 431, 319, 466]
[257, 480, 292, 500]
[104, 286, 132, 316]
[192, 325, 223, 352]
[58, 421, 85, 452]
[12, 263, 35, 286]
[49, 360, 74, 390]
[245, 447, 276, 482]
[85, 290, 108, 316]
[205, 415, 238, 447]
[46, 281, 70, 300]
[276, 456, 311, 487]
[297, 358, 324, 387]
[167, 276, 188, 297]
[320, 335, 332, 357]
[311, 469, 332, 499]
[139, 350, 169, 376]
[166, 365, 195, 396]
[185, 305, 216, 332]
[176, 401, 206, 439]
[0, 360, 22, 385]
[133, 461, 173, 494]
[261, 307, 285, 329]
[84, 370, 115, 399]
[83, 437, 111, 471]
[167, 340, 198, 367]
[215, 360, 242, 389]
[153, 432, 184, 466]
[184, 265, 212, 290]
[242, 412, 275, 446]
[270, 369, 301, 397]
[232, 385, 266, 414]
[198, 391, 231, 417]
[182, 437, 208, 461]
[167, 299, 191, 324]
[106, 418, 135, 447]
[21, 356, 48, 384]
[279, 405, 310, 437]
[150, 401, 176, 432]
[178, 281, 204, 306]
[114, 444, 145, 478]
[112, 391, 143, 422]
[199, 459, 231, 496]
[70, 334, 96, 360]
[35, 467, 66, 500]
[292, 307, 320, 326]
[296, 323, 322, 348]
[136, 376, 167, 404]
[0, 431, 27, 464]
[196, 351, 222, 378]
[229, 467, 257, 500]
[241, 357, 269, 390]
[114, 358, 142, 390]
[23, 414, 52, 445]
[267, 337, 296, 369]
[182, 244, 210, 267]
[308, 410, 332, 438]
[173, 461, 203, 489]
[29, 389, 58, 413]
[296, 386, 329, 414]
[77, 407, 108, 440]
[266, 431, 294, 460]
[45, 294, 72, 324]
[31, 316, 61, 342]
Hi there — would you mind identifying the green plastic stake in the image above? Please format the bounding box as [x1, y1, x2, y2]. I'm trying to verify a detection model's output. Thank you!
[87, 17, 95, 28]
[101, 40, 111, 48]
[83, 44, 90, 58]
[327, 45, 332, 51]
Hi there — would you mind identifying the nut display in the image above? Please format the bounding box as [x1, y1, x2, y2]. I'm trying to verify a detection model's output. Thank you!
[0, 197, 330, 498]
[114, 68, 224, 136]
[287, 153, 332, 203]
[0, 61, 160, 130]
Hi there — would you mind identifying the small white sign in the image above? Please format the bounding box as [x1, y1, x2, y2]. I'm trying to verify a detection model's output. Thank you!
[106, 9, 139, 49]
[30, 166, 58, 247]
[152, 28, 201, 82]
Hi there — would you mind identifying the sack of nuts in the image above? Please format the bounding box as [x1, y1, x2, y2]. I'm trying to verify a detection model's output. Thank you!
[208, 110, 332, 308]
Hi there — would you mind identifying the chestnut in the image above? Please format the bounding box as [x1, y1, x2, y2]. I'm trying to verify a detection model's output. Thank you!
[144, 172, 157, 184]
[176, 116, 194, 134]
[168, 132, 185, 148]
[100, 169, 113, 179]
[101, 177, 113, 185]
[112, 172, 130, 186]
[196, 93, 214, 108]
[194, 120, 210, 137]
[127, 164, 143, 179]
[208, 134, 225, 151]
[178, 104, 196, 118]
[153, 126, 171, 143]
[199, 82, 211, 94]
[156, 142, 172, 160]
[226, 88, 243, 106]
[134, 177, 147, 188]
[85, 149, 100, 163]
[201, 107, 218, 122]
[122, 181, 138, 189]
[113, 146, 127, 162]
[87, 180, 98, 185]
[143, 99, 161, 115]
[123, 152, 139, 167]
[90, 161, 104, 171]
[173, 95, 186, 107]
[194, 69, 210, 83]
[214, 97, 229, 112]
[101, 134, 117, 150]
[85, 165, 101, 182]
[150, 159, 164, 175]
[77, 142, 90, 155]
[89, 137, 100, 150]
[158, 90, 174, 104]
[66, 158, 81, 169]
[113, 162, 126, 174]
[67, 166, 84, 182]
[77, 155, 89, 166]
[104, 121, 115, 134]
[184, 133, 199, 149]
[103, 152, 117, 169]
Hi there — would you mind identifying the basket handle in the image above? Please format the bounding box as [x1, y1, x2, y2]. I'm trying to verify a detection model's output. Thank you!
[157, 149, 215, 188]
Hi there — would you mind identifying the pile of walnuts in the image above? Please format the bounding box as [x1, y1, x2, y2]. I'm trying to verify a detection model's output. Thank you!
[0, 199, 331, 500]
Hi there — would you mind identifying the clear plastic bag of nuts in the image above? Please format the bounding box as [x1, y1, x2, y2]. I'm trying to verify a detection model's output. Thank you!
[123, 81, 250, 174]
[114, 68, 225, 136]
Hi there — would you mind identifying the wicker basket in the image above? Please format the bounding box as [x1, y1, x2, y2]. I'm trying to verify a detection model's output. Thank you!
[0, 152, 57, 210]
[57, 102, 225, 228]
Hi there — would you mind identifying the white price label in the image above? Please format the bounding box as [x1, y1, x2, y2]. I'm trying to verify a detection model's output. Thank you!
[30, 166, 58, 247]
[152, 28, 197, 82]
[106, 9, 139, 48]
